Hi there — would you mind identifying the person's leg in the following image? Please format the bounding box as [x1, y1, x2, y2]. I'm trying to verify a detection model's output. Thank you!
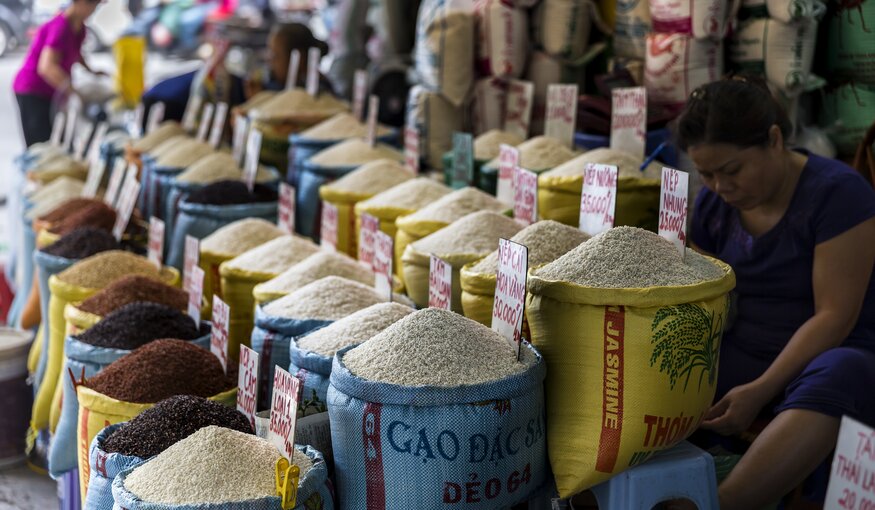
[15, 94, 53, 147]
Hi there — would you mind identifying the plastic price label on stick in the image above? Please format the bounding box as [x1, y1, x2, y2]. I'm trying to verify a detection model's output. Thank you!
[428, 254, 452, 310]
[146, 102, 165, 135]
[579, 163, 618, 236]
[504, 79, 534, 141]
[103, 159, 126, 207]
[373, 231, 394, 302]
[353, 70, 368, 122]
[232, 114, 250, 167]
[63, 105, 79, 152]
[658, 167, 690, 256]
[74, 122, 95, 162]
[112, 173, 141, 241]
[50, 112, 65, 147]
[545, 84, 579, 149]
[610, 87, 647, 160]
[269, 367, 301, 460]
[404, 126, 420, 174]
[244, 128, 263, 192]
[320, 202, 338, 253]
[182, 94, 203, 133]
[451, 132, 474, 189]
[286, 50, 301, 91]
[87, 122, 109, 168]
[130, 103, 144, 139]
[147, 217, 165, 268]
[306, 47, 321, 97]
[278, 183, 296, 234]
[358, 213, 379, 268]
[209, 102, 229, 149]
[196, 103, 215, 142]
[366, 95, 379, 147]
[82, 123, 110, 199]
[211, 295, 230, 374]
[496, 144, 519, 205]
[824, 416, 875, 510]
[513, 166, 538, 226]
[237, 345, 260, 431]
[187, 265, 204, 327]
[183, 235, 200, 294]
[492, 239, 528, 359]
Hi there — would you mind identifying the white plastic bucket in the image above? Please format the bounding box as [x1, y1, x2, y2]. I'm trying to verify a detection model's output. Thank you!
[0, 328, 34, 468]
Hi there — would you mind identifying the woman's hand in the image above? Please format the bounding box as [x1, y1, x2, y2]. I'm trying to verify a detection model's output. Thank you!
[701, 381, 771, 436]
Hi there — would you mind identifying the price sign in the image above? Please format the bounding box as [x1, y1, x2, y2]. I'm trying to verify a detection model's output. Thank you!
[306, 47, 321, 97]
[183, 235, 200, 295]
[237, 345, 260, 431]
[232, 114, 250, 167]
[544, 84, 579, 149]
[504, 79, 534, 141]
[103, 159, 127, 208]
[492, 239, 528, 358]
[451, 132, 474, 189]
[579, 164, 618, 236]
[196, 103, 215, 142]
[87, 122, 109, 168]
[187, 265, 204, 327]
[428, 254, 452, 310]
[278, 183, 296, 234]
[366, 95, 379, 147]
[130, 103, 144, 139]
[112, 172, 140, 241]
[658, 167, 689, 256]
[50, 112, 66, 147]
[320, 202, 338, 252]
[74, 122, 95, 162]
[82, 123, 110, 199]
[373, 231, 394, 301]
[269, 367, 301, 461]
[358, 213, 379, 267]
[63, 106, 79, 151]
[825, 416, 875, 510]
[610, 87, 647, 160]
[182, 94, 203, 133]
[146, 102, 165, 135]
[147, 217, 165, 268]
[496, 144, 519, 205]
[513, 166, 538, 226]
[244, 128, 262, 192]
[353, 70, 368, 122]
[286, 50, 301, 90]
[209, 102, 230, 149]
[404, 126, 420, 174]
[211, 295, 230, 374]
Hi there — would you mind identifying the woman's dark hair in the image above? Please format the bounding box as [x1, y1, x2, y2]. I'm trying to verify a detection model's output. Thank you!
[676, 74, 793, 151]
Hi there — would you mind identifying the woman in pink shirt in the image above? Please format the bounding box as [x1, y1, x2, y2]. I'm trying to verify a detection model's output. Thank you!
[13, 0, 105, 147]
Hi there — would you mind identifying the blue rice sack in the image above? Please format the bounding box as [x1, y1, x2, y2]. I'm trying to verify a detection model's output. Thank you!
[32, 251, 77, 395]
[288, 339, 331, 408]
[296, 161, 357, 240]
[85, 423, 148, 510]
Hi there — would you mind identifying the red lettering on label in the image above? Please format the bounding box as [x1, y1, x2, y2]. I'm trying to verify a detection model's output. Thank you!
[363, 402, 386, 509]
[596, 305, 625, 473]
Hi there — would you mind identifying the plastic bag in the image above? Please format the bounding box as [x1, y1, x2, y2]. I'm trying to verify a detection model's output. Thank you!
[414, 0, 477, 106]
[476, 0, 529, 79]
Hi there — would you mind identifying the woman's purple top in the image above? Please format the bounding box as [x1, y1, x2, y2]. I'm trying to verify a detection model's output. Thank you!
[13, 13, 85, 98]
[691, 151, 875, 362]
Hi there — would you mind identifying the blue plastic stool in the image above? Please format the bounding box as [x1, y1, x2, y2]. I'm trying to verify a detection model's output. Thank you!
[590, 441, 719, 510]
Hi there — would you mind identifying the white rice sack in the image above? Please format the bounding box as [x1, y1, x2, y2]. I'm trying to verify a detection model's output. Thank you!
[406, 85, 466, 170]
[525, 52, 585, 135]
[644, 33, 723, 109]
[649, 0, 732, 40]
[472, 78, 507, 135]
[730, 17, 819, 96]
[533, 0, 599, 61]
[475, 0, 529, 79]
[414, 0, 477, 107]
[614, 0, 651, 60]
[766, 0, 825, 24]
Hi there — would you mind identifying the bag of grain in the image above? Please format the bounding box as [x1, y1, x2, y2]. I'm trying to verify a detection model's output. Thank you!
[525, 227, 735, 496]
[219, 235, 320, 361]
[298, 139, 404, 240]
[480, 136, 580, 196]
[476, 0, 529, 79]
[76, 340, 239, 501]
[128, 121, 186, 156]
[825, 0, 875, 85]
[329, 308, 547, 508]
[139, 138, 213, 219]
[318, 159, 413, 256]
[442, 128, 525, 192]
[402, 211, 523, 310]
[471, 78, 508, 136]
[252, 252, 375, 305]
[84, 423, 148, 510]
[407, 85, 466, 171]
[649, 0, 733, 39]
[526, 51, 589, 135]
[111, 427, 333, 510]
[644, 33, 723, 111]
[26, 156, 89, 185]
[538, 148, 663, 230]
[414, 0, 476, 106]
[614, 0, 651, 59]
[395, 187, 509, 285]
[460, 220, 589, 326]
[820, 82, 875, 157]
[534, 0, 602, 61]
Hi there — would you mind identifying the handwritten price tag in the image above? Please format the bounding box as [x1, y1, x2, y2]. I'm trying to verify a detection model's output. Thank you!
[187, 265, 204, 327]
[112, 172, 140, 241]
[513, 167, 538, 226]
[320, 202, 339, 252]
[496, 144, 519, 205]
[103, 159, 126, 208]
[74, 122, 95, 162]
[306, 47, 321, 97]
[658, 167, 690, 256]
[286, 49, 301, 90]
[353, 70, 368, 122]
[492, 239, 528, 359]
[278, 183, 296, 234]
[50, 112, 65, 147]
[579, 164, 618, 236]
[825, 416, 875, 510]
[244, 128, 262, 192]
[237, 345, 260, 431]
[504, 79, 534, 141]
[404, 126, 420, 174]
[147, 102, 165, 135]
[87, 122, 109, 168]
[182, 94, 203, 132]
[209, 102, 230, 149]
[82, 123, 110, 199]
[366, 95, 379, 147]
[269, 367, 301, 460]
[131, 103, 144, 139]
[147, 217, 165, 268]
[428, 254, 452, 310]
[373, 231, 394, 302]
[211, 295, 230, 374]
[183, 235, 200, 294]
[196, 103, 215, 142]
[545, 84, 579, 149]
[610, 87, 647, 160]
[232, 114, 250, 167]
[358, 213, 379, 267]
[63, 106, 79, 151]
[452, 132, 474, 189]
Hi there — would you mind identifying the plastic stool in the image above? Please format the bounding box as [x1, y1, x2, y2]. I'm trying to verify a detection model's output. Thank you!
[590, 441, 719, 510]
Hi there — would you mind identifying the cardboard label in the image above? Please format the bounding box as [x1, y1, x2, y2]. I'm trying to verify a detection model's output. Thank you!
[306, 47, 321, 97]
[825, 416, 875, 510]
[147, 217, 165, 268]
[544, 84, 579, 148]
[366, 95, 379, 147]
[237, 345, 260, 431]
[513, 167, 538, 226]
[209, 102, 230, 149]
[187, 265, 204, 327]
[211, 295, 230, 374]
[358, 213, 379, 268]
[103, 159, 126, 207]
[74, 122, 95, 162]
[112, 172, 141, 241]
[50, 112, 65, 147]
[428, 254, 452, 310]
[295, 412, 332, 463]
[232, 114, 250, 167]
[196, 103, 215, 142]
[286, 49, 301, 90]
[353, 70, 368, 122]
[63, 106, 78, 151]
[269, 367, 301, 461]
[82, 123, 110, 199]
[244, 128, 262, 192]
[496, 144, 519, 205]
[183, 235, 200, 295]
[87, 122, 109, 168]
[610, 87, 647, 160]
[451, 132, 474, 189]
[278, 183, 296, 235]
[131, 103, 144, 139]
[504, 79, 534, 141]
[492, 239, 528, 358]
[182, 94, 203, 132]
[320, 202, 338, 252]
[404, 126, 420, 174]
[579, 164, 619, 236]
[373, 231, 394, 301]
[146, 102, 165, 135]
[658, 167, 690, 256]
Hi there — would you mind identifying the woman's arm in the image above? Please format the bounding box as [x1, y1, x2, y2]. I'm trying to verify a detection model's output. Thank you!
[37, 47, 72, 91]
[702, 216, 875, 435]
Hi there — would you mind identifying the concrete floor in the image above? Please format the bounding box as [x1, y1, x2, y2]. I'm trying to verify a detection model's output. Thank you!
[0, 466, 58, 510]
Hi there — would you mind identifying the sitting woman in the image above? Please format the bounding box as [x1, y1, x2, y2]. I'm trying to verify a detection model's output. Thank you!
[680, 76, 875, 509]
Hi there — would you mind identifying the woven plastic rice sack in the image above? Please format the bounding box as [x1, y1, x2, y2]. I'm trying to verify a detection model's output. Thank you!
[614, 0, 651, 60]
[534, 0, 599, 61]
[525, 227, 735, 496]
[538, 148, 663, 230]
[820, 82, 875, 157]
[84, 424, 147, 510]
[826, 0, 875, 85]
[644, 33, 723, 110]
[130, 122, 186, 154]
[476, 0, 529, 79]
[414, 0, 477, 106]
[407, 85, 466, 170]
[649, 0, 732, 39]
[472, 78, 508, 136]
[526, 51, 587, 135]
[442, 128, 525, 194]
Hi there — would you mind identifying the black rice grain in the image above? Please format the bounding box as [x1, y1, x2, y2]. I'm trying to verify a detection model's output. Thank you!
[77, 302, 203, 349]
